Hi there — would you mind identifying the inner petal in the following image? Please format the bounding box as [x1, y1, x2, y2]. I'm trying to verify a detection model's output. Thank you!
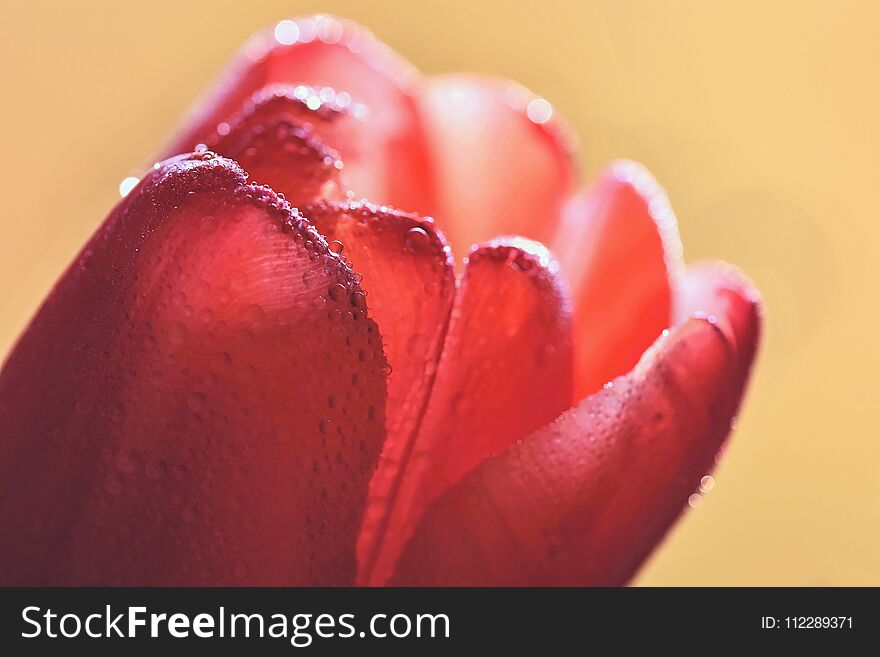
[390, 267, 762, 585]
[212, 114, 344, 205]
[419, 74, 577, 260]
[552, 161, 683, 401]
[360, 237, 573, 585]
[0, 154, 388, 585]
[163, 15, 432, 212]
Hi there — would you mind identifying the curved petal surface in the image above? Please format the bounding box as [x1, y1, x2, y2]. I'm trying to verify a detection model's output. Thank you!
[552, 161, 683, 400]
[364, 238, 573, 585]
[0, 154, 387, 585]
[419, 74, 577, 259]
[299, 201, 456, 584]
[163, 15, 432, 212]
[213, 115, 344, 205]
[391, 267, 761, 585]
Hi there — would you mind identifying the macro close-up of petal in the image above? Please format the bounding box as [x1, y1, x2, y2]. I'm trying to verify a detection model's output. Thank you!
[391, 267, 760, 585]
[0, 12, 767, 590]
[0, 154, 388, 585]
[164, 15, 433, 214]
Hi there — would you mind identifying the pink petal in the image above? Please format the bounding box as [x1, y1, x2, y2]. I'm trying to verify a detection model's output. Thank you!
[362, 238, 573, 585]
[391, 265, 761, 585]
[212, 114, 344, 205]
[163, 15, 432, 212]
[552, 161, 683, 401]
[419, 74, 577, 260]
[0, 154, 387, 585]
[298, 201, 456, 587]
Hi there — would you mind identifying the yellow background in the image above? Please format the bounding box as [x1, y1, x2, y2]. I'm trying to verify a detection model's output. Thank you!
[1, 1, 877, 585]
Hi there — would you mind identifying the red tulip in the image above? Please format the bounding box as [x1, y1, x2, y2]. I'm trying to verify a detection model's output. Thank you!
[0, 15, 761, 586]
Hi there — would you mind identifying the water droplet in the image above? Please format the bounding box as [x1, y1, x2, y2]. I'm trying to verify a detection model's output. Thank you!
[405, 226, 430, 252]
[145, 459, 168, 480]
[118, 176, 140, 198]
[699, 475, 715, 493]
[104, 473, 125, 496]
[274, 19, 300, 45]
[328, 283, 346, 301]
[526, 98, 553, 124]
[350, 291, 366, 310]
[328, 240, 344, 255]
[115, 449, 139, 474]
[687, 493, 703, 509]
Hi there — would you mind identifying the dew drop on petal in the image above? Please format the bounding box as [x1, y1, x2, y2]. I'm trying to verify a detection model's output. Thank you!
[404, 226, 430, 253]
[526, 98, 553, 124]
[104, 473, 125, 496]
[115, 449, 139, 474]
[274, 19, 300, 45]
[328, 283, 346, 301]
[119, 176, 140, 198]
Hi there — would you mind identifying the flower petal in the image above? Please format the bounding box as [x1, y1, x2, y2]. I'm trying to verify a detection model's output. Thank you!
[163, 15, 432, 212]
[298, 201, 456, 585]
[677, 260, 762, 368]
[0, 153, 387, 585]
[391, 270, 761, 585]
[212, 115, 344, 205]
[362, 238, 573, 585]
[419, 74, 577, 260]
[552, 161, 683, 401]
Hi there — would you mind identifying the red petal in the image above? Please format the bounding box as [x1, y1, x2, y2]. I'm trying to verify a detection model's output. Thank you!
[363, 238, 574, 585]
[419, 74, 577, 260]
[212, 115, 344, 205]
[677, 260, 762, 368]
[298, 201, 456, 585]
[163, 16, 432, 212]
[552, 161, 683, 401]
[391, 269, 761, 585]
[0, 154, 387, 585]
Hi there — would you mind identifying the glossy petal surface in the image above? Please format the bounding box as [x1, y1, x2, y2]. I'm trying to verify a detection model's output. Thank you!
[0, 154, 387, 585]
[364, 238, 573, 585]
[212, 111, 344, 205]
[164, 16, 432, 212]
[300, 201, 456, 585]
[552, 161, 683, 401]
[419, 74, 577, 259]
[392, 270, 761, 586]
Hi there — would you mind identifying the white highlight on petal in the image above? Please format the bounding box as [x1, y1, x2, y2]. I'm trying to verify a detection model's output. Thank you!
[526, 98, 553, 124]
[699, 475, 716, 493]
[273, 19, 300, 45]
[297, 18, 318, 43]
[317, 16, 344, 44]
[609, 159, 685, 281]
[118, 176, 139, 198]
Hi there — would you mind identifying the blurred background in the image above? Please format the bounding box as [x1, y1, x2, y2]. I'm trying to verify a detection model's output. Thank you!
[1, 0, 877, 585]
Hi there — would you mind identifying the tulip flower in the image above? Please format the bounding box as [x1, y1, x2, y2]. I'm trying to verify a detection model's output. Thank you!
[0, 15, 761, 586]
